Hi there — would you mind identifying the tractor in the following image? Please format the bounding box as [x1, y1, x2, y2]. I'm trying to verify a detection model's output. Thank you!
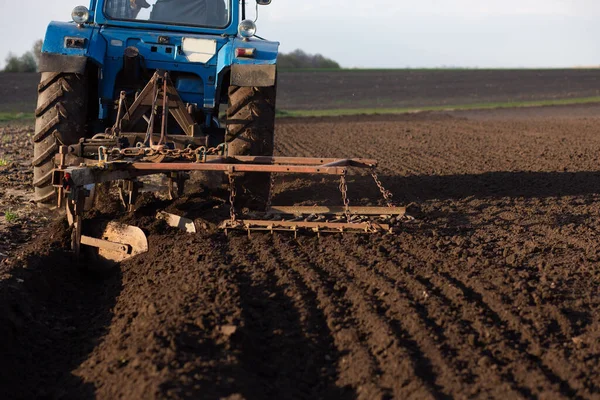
[34, 0, 277, 207]
[33, 0, 405, 260]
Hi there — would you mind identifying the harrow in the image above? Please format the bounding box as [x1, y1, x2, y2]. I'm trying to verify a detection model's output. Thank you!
[52, 145, 405, 261]
[47, 71, 405, 263]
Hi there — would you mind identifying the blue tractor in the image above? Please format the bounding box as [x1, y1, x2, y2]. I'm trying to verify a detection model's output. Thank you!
[33, 0, 401, 255]
[33, 0, 278, 207]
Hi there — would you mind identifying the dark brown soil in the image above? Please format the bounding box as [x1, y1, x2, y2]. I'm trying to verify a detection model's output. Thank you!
[4, 69, 600, 113]
[0, 73, 39, 113]
[277, 69, 600, 110]
[1, 105, 600, 399]
[0, 124, 53, 261]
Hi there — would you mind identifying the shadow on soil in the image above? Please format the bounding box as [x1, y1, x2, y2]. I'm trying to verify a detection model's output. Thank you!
[272, 170, 600, 206]
[0, 223, 122, 399]
[155, 234, 354, 399]
[388, 170, 600, 202]
[230, 264, 353, 400]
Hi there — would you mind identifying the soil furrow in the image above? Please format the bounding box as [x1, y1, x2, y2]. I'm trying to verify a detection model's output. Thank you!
[223, 235, 350, 399]
[275, 126, 320, 157]
[269, 235, 393, 399]
[325, 237, 535, 398]
[292, 236, 464, 398]
[435, 271, 586, 399]
[390, 238, 591, 399]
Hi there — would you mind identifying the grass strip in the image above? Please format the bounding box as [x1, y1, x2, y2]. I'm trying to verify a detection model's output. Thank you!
[276, 96, 600, 118]
[2, 96, 599, 121]
[0, 112, 35, 122]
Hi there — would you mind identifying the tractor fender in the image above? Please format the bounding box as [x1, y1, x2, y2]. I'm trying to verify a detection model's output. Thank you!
[38, 53, 88, 74]
[39, 21, 106, 72]
[218, 37, 279, 87]
[230, 64, 276, 87]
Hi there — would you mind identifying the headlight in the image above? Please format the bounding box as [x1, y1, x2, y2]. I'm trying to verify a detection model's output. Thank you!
[238, 20, 256, 38]
[71, 6, 90, 24]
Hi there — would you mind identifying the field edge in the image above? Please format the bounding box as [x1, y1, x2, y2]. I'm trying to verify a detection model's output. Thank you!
[276, 96, 600, 118]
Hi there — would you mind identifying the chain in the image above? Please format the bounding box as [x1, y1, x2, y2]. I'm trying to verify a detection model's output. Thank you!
[228, 173, 237, 223]
[265, 173, 275, 211]
[98, 146, 108, 163]
[339, 174, 352, 223]
[100, 143, 226, 162]
[370, 167, 395, 208]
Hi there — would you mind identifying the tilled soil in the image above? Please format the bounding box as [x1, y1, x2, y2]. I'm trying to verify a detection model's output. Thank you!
[5, 70, 600, 113]
[276, 69, 600, 110]
[0, 124, 52, 262]
[0, 73, 39, 113]
[1, 106, 600, 399]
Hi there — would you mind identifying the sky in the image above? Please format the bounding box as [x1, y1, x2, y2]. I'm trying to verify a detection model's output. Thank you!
[0, 0, 599, 68]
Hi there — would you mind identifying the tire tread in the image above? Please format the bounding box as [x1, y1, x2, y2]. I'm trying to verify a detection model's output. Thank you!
[33, 72, 87, 204]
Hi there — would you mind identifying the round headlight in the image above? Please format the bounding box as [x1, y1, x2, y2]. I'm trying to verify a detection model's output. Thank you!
[238, 20, 256, 38]
[72, 6, 90, 24]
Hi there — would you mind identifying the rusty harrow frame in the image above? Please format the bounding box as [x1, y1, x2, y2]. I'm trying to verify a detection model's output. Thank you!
[52, 145, 405, 254]
[48, 71, 405, 259]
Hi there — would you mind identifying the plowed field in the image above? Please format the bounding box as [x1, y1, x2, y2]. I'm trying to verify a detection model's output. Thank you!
[2, 106, 600, 399]
[4, 69, 600, 113]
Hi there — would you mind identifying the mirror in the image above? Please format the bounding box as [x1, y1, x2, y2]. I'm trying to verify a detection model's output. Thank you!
[256, 0, 271, 5]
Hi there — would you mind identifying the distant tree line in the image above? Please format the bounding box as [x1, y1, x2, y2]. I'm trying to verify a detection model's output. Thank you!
[3, 40, 43, 73]
[278, 49, 340, 69]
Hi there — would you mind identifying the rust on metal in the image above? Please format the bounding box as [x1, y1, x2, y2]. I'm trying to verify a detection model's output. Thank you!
[80, 235, 130, 253]
[120, 71, 197, 136]
[55, 145, 402, 244]
[219, 156, 377, 167]
[130, 162, 348, 175]
[220, 219, 391, 236]
[118, 133, 208, 148]
[265, 206, 407, 216]
[53, 157, 382, 187]
[83, 222, 148, 263]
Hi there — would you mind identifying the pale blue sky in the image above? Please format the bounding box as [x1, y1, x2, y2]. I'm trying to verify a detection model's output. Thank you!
[0, 0, 599, 68]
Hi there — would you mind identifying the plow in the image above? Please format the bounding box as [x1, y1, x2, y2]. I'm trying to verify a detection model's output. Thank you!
[52, 140, 405, 262]
[34, 1, 406, 263]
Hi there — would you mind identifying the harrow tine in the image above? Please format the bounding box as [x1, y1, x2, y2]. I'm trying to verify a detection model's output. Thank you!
[219, 219, 392, 235]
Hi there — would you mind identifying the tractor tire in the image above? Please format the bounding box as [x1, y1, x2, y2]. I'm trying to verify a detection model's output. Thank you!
[33, 72, 88, 205]
[226, 85, 276, 210]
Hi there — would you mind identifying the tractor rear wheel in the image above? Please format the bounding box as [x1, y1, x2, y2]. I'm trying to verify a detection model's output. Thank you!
[33, 72, 88, 205]
[226, 85, 276, 210]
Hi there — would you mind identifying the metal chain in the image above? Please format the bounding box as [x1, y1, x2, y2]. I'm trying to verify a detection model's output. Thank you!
[101, 143, 226, 162]
[339, 174, 352, 222]
[228, 173, 237, 223]
[370, 167, 395, 208]
[265, 173, 276, 211]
